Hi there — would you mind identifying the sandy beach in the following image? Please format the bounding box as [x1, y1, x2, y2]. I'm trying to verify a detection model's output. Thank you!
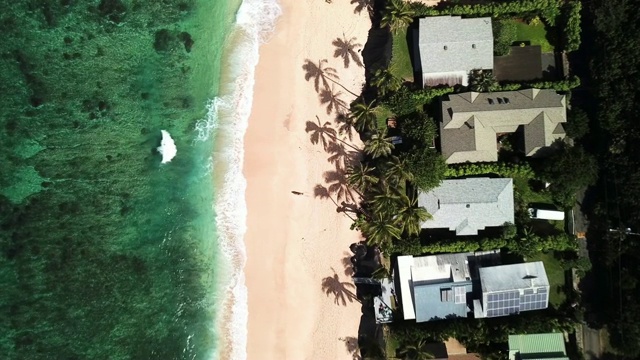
[243, 0, 372, 359]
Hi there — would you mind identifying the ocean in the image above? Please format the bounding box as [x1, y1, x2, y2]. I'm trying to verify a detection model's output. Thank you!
[0, 0, 280, 359]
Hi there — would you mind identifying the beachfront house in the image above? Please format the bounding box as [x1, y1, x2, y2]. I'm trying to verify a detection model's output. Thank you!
[439, 89, 567, 164]
[395, 253, 549, 323]
[417, 177, 514, 236]
[508, 333, 569, 360]
[395, 251, 501, 322]
[416, 16, 493, 87]
[474, 262, 550, 318]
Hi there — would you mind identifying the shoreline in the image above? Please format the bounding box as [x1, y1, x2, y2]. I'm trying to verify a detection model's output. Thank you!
[242, 0, 372, 358]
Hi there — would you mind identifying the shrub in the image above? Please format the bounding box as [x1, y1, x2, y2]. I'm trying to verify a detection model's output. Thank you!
[398, 112, 437, 147]
[384, 86, 454, 116]
[403, 147, 447, 192]
[444, 162, 537, 179]
[562, 1, 582, 52]
[494, 20, 518, 56]
[565, 106, 590, 139]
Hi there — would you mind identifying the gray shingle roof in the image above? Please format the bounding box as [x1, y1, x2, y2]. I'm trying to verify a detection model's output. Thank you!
[418, 16, 494, 86]
[418, 178, 514, 236]
[480, 262, 549, 293]
[440, 89, 567, 163]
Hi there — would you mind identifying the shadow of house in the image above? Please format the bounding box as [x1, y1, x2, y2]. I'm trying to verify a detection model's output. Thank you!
[494, 46, 543, 82]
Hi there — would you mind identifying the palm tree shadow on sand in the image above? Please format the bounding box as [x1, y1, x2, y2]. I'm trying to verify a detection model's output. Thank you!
[332, 35, 364, 68]
[320, 85, 348, 115]
[321, 267, 359, 306]
[341, 251, 356, 277]
[340, 336, 362, 360]
[350, 0, 374, 16]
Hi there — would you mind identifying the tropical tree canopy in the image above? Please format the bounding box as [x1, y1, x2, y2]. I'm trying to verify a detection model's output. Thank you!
[347, 162, 379, 194]
[360, 213, 402, 247]
[364, 128, 395, 159]
[350, 99, 378, 133]
[385, 155, 415, 186]
[395, 194, 431, 236]
[468, 69, 498, 92]
[397, 338, 435, 360]
[380, 0, 415, 34]
[372, 68, 402, 96]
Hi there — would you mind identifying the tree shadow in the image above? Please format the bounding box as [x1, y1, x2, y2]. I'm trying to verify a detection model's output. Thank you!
[321, 267, 359, 306]
[326, 141, 360, 169]
[333, 36, 364, 68]
[342, 251, 356, 277]
[350, 0, 374, 17]
[302, 59, 340, 93]
[335, 112, 356, 141]
[320, 85, 348, 115]
[340, 336, 362, 360]
[324, 164, 356, 203]
[306, 116, 338, 151]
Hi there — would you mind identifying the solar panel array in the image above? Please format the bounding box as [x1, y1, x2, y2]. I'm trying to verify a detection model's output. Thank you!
[485, 287, 548, 318]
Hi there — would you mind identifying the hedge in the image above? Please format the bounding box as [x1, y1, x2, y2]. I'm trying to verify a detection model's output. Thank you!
[495, 75, 581, 92]
[562, 1, 582, 52]
[445, 162, 537, 179]
[411, 0, 562, 25]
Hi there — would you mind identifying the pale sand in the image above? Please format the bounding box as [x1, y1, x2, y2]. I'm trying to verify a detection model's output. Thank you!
[243, 0, 372, 359]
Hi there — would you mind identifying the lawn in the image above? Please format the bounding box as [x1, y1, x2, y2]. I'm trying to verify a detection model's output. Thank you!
[508, 19, 555, 53]
[389, 28, 414, 81]
[526, 252, 567, 307]
[375, 105, 394, 130]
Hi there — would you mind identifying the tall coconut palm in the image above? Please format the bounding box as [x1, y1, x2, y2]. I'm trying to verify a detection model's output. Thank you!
[397, 339, 435, 360]
[380, 0, 415, 34]
[371, 68, 402, 96]
[468, 69, 498, 92]
[385, 155, 414, 186]
[395, 193, 431, 236]
[305, 116, 337, 150]
[350, 99, 378, 133]
[360, 213, 402, 248]
[368, 187, 402, 215]
[320, 85, 348, 115]
[364, 128, 395, 159]
[347, 162, 379, 194]
[332, 36, 364, 68]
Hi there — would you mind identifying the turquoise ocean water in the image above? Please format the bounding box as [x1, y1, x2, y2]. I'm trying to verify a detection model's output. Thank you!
[0, 0, 280, 359]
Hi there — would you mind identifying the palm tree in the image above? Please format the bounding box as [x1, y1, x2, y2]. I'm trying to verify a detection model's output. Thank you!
[305, 116, 337, 150]
[350, 99, 378, 133]
[364, 128, 395, 159]
[360, 213, 402, 248]
[380, 0, 415, 34]
[397, 339, 435, 360]
[302, 59, 340, 92]
[346, 162, 379, 194]
[385, 155, 414, 186]
[395, 193, 431, 236]
[320, 85, 348, 115]
[371, 68, 401, 96]
[369, 187, 401, 215]
[333, 36, 364, 68]
[468, 69, 498, 92]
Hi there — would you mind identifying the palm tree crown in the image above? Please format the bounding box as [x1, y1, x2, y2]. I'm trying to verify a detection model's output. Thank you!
[350, 99, 378, 133]
[372, 68, 402, 96]
[380, 0, 415, 34]
[395, 193, 431, 236]
[332, 36, 364, 68]
[364, 128, 395, 159]
[360, 213, 402, 248]
[385, 155, 414, 186]
[468, 69, 498, 92]
[347, 162, 379, 194]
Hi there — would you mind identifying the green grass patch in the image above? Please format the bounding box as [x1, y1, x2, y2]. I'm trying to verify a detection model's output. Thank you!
[508, 19, 554, 53]
[385, 329, 399, 358]
[389, 28, 414, 81]
[375, 105, 394, 130]
[527, 252, 567, 307]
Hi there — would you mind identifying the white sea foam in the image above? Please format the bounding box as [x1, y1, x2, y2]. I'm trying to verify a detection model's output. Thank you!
[158, 130, 177, 164]
[195, 1, 282, 359]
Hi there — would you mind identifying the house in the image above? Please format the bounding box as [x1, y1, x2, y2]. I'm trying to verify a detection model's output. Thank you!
[417, 177, 514, 236]
[440, 89, 567, 164]
[508, 333, 569, 360]
[395, 251, 501, 322]
[416, 16, 493, 87]
[474, 262, 550, 318]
